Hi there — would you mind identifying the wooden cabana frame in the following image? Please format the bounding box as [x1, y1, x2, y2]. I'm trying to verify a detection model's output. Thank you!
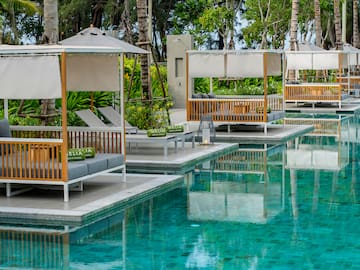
[185, 50, 285, 134]
[0, 44, 140, 201]
[284, 50, 347, 108]
[336, 44, 360, 94]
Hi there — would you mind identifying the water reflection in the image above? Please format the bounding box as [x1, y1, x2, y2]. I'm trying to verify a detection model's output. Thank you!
[1, 114, 360, 269]
[285, 114, 350, 171]
[188, 144, 285, 224]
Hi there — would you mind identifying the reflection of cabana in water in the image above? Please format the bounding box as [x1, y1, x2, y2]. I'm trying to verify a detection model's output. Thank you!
[188, 145, 285, 223]
[284, 114, 351, 138]
[286, 134, 350, 171]
[0, 41, 147, 201]
[285, 43, 348, 108]
[0, 211, 125, 269]
[186, 50, 285, 133]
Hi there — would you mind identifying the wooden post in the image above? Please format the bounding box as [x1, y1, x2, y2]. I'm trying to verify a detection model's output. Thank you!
[186, 52, 189, 121]
[120, 53, 126, 159]
[61, 52, 68, 181]
[263, 52, 268, 123]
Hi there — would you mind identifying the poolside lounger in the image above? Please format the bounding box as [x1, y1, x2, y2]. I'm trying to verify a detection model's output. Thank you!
[98, 106, 138, 133]
[75, 109, 108, 127]
[76, 108, 137, 133]
[126, 134, 178, 157]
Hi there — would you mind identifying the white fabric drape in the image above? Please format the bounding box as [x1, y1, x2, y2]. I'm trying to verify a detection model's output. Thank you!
[66, 54, 119, 91]
[0, 56, 61, 99]
[286, 53, 313, 70]
[312, 53, 339, 70]
[188, 53, 225, 77]
[286, 52, 340, 70]
[227, 53, 264, 77]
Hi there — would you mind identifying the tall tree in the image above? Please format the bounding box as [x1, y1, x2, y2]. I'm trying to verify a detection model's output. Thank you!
[136, 0, 151, 100]
[353, 0, 359, 48]
[243, 0, 291, 49]
[334, 0, 342, 49]
[41, 0, 58, 124]
[290, 0, 299, 51]
[43, 0, 58, 43]
[314, 0, 322, 47]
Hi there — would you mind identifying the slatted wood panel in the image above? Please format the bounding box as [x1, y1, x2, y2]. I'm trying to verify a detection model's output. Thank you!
[187, 96, 283, 122]
[284, 84, 342, 101]
[0, 140, 63, 181]
[11, 127, 122, 154]
[336, 76, 360, 89]
[0, 230, 69, 269]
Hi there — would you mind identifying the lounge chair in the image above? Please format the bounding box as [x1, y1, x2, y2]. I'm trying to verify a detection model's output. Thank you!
[76, 108, 137, 133]
[75, 109, 108, 127]
[97, 106, 138, 133]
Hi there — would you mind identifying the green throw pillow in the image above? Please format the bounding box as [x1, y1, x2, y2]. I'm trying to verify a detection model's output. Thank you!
[67, 148, 86, 161]
[81, 147, 96, 158]
[166, 125, 184, 133]
[147, 128, 167, 137]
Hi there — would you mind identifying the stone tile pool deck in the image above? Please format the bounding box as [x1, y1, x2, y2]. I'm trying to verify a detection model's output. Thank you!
[0, 123, 311, 226]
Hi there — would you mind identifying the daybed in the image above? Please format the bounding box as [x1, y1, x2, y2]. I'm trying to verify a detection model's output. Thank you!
[0, 120, 125, 202]
[186, 50, 285, 133]
[284, 49, 348, 108]
[0, 32, 148, 201]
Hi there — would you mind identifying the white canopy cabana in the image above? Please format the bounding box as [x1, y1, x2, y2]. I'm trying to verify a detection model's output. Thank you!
[0, 41, 147, 165]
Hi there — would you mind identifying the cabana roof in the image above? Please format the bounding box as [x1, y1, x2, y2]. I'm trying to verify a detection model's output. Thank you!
[60, 26, 149, 54]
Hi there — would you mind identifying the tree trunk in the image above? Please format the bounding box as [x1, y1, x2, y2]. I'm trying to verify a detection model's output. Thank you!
[353, 0, 359, 48]
[42, 0, 59, 125]
[334, 0, 343, 49]
[290, 0, 299, 51]
[289, 0, 299, 80]
[43, 0, 58, 44]
[136, 0, 151, 101]
[314, 0, 322, 47]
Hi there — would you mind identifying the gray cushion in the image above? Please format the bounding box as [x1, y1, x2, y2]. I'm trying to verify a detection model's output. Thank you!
[0, 119, 11, 156]
[67, 162, 89, 180]
[0, 119, 11, 137]
[104, 154, 124, 169]
[80, 155, 108, 174]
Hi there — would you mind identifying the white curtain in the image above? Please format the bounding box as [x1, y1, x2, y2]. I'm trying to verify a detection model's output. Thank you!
[66, 54, 119, 92]
[188, 53, 225, 77]
[227, 53, 264, 77]
[286, 53, 313, 70]
[312, 53, 339, 70]
[0, 56, 61, 99]
[266, 53, 282, 76]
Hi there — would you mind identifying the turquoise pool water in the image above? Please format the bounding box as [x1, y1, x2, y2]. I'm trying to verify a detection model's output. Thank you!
[1, 114, 360, 269]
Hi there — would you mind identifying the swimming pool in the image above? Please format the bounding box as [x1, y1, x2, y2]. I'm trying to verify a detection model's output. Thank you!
[1, 114, 360, 269]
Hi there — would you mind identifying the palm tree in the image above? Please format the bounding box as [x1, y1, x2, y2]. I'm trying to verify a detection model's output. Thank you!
[0, 0, 38, 44]
[314, 0, 322, 47]
[334, 0, 342, 49]
[289, 0, 299, 80]
[353, 0, 359, 48]
[43, 0, 58, 44]
[136, 0, 151, 101]
[41, 0, 58, 124]
[290, 0, 299, 51]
